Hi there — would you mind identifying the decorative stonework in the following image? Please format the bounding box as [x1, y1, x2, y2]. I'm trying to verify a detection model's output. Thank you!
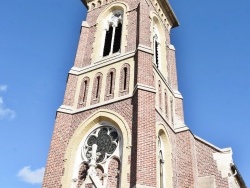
[104, 10, 123, 29]
[83, 126, 119, 163]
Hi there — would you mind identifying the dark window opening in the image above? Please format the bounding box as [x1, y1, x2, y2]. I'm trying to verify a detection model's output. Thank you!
[96, 76, 100, 98]
[159, 150, 164, 188]
[123, 67, 127, 90]
[165, 92, 168, 117]
[159, 83, 162, 109]
[83, 80, 87, 102]
[103, 26, 113, 57]
[155, 40, 159, 68]
[109, 72, 113, 94]
[113, 23, 122, 53]
[170, 99, 174, 124]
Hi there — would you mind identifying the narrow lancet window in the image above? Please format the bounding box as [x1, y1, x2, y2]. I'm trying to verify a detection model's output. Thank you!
[158, 136, 165, 188]
[158, 81, 162, 110]
[91, 73, 102, 105]
[103, 25, 113, 56]
[113, 22, 122, 53]
[170, 97, 174, 124]
[155, 40, 159, 68]
[109, 72, 113, 94]
[83, 80, 87, 102]
[119, 64, 129, 96]
[96, 76, 100, 99]
[153, 25, 160, 69]
[78, 77, 89, 108]
[123, 67, 127, 90]
[105, 69, 116, 101]
[165, 91, 168, 117]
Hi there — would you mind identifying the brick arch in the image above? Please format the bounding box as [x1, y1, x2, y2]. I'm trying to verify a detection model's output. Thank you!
[105, 68, 116, 101]
[62, 109, 131, 188]
[107, 157, 120, 188]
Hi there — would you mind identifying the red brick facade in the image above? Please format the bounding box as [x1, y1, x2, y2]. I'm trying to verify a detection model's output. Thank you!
[42, 0, 244, 187]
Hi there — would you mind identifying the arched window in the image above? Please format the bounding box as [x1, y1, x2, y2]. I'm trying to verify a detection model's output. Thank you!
[170, 97, 174, 125]
[154, 35, 160, 68]
[158, 81, 162, 110]
[103, 10, 123, 57]
[91, 73, 103, 105]
[164, 90, 168, 118]
[153, 26, 160, 69]
[78, 77, 90, 108]
[158, 136, 165, 188]
[105, 69, 116, 101]
[74, 122, 122, 188]
[157, 129, 173, 188]
[119, 64, 130, 96]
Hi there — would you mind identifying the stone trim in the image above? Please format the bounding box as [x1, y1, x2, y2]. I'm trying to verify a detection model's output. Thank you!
[153, 64, 183, 99]
[58, 94, 133, 114]
[133, 83, 156, 95]
[137, 44, 154, 55]
[70, 51, 135, 75]
[132, 185, 155, 188]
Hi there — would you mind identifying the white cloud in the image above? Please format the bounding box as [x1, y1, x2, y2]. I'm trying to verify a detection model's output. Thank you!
[0, 96, 16, 120]
[0, 85, 7, 92]
[0, 85, 16, 120]
[17, 166, 45, 184]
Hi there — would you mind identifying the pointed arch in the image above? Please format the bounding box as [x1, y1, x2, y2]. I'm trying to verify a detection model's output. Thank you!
[158, 80, 162, 110]
[62, 109, 131, 188]
[105, 68, 116, 101]
[119, 63, 130, 96]
[91, 2, 129, 62]
[150, 12, 169, 78]
[156, 123, 173, 188]
[78, 76, 90, 108]
[91, 72, 103, 105]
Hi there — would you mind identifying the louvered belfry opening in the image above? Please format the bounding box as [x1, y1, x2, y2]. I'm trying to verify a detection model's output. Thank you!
[155, 40, 159, 68]
[103, 25, 113, 57]
[113, 22, 122, 53]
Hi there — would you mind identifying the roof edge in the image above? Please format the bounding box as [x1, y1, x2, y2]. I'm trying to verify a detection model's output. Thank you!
[162, 0, 179, 28]
[194, 135, 232, 153]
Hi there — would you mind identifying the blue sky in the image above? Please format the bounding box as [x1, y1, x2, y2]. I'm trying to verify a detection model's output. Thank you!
[0, 0, 249, 187]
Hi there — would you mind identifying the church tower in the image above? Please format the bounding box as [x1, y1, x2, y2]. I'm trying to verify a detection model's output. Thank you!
[43, 0, 246, 188]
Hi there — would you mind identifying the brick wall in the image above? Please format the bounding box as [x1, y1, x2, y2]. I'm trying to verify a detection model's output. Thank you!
[107, 158, 120, 188]
[175, 131, 196, 187]
[195, 138, 229, 187]
[131, 90, 156, 187]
